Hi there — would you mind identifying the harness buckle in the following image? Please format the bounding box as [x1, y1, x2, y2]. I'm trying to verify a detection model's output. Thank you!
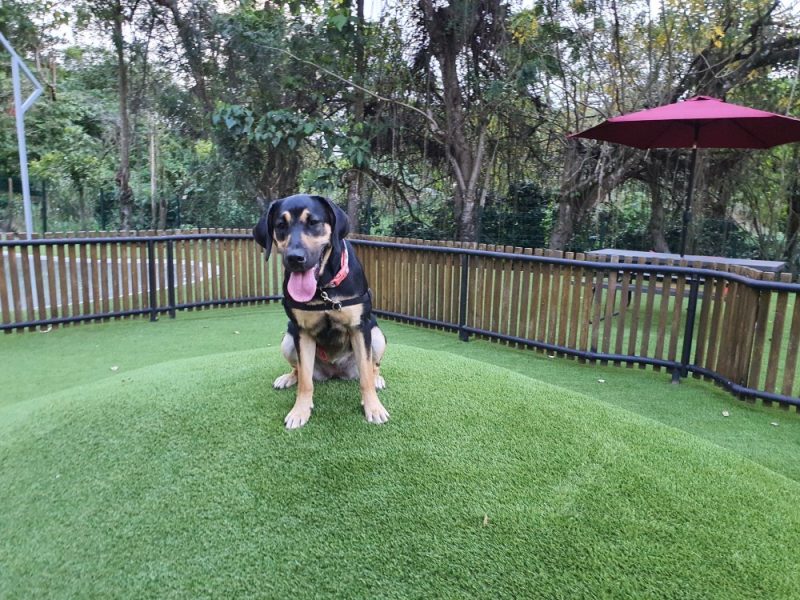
[320, 290, 342, 311]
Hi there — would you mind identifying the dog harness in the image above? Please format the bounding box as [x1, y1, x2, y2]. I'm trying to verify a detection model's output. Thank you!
[324, 243, 350, 289]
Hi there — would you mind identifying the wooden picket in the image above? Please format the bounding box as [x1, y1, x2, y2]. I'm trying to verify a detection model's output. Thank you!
[1, 229, 798, 406]
[783, 294, 800, 399]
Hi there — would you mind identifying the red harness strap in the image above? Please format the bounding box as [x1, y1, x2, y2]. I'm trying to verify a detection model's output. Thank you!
[325, 244, 349, 289]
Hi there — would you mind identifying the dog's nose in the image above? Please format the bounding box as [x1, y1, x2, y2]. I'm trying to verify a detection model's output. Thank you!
[287, 252, 306, 268]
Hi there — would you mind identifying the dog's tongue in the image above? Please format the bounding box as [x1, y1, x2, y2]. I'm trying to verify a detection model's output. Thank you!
[287, 269, 318, 302]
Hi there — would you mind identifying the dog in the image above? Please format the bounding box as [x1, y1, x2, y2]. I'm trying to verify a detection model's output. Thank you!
[253, 194, 389, 429]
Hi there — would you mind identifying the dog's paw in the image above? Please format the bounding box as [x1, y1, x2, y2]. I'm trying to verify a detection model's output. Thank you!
[375, 374, 386, 390]
[273, 372, 298, 389]
[363, 400, 390, 425]
[284, 405, 312, 429]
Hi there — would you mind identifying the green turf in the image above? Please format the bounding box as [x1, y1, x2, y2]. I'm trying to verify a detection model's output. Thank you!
[2, 304, 799, 486]
[2, 339, 800, 599]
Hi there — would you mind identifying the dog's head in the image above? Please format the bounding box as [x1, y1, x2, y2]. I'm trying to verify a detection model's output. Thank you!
[253, 194, 349, 301]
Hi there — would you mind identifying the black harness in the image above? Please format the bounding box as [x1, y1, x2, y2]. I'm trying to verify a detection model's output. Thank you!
[282, 289, 372, 312]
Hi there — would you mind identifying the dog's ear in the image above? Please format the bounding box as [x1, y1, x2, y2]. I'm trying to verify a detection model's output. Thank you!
[314, 196, 350, 255]
[253, 200, 280, 261]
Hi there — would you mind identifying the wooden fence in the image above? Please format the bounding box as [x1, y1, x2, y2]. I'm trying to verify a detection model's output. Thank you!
[1, 229, 798, 409]
[353, 235, 800, 409]
[0, 229, 283, 327]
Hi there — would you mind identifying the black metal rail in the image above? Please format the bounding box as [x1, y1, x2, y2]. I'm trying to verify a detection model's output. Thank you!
[1, 233, 798, 407]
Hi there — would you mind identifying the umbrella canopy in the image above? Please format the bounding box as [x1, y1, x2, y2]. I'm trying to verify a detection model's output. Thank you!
[572, 95, 800, 149]
[570, 95, 800, 255]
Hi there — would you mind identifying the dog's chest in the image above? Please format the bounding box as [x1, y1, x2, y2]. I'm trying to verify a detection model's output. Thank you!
[292, 303, 364, 331]
[297, 312, 353, 355]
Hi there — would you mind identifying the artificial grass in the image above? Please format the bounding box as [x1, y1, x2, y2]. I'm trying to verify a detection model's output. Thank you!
[2, 343, 800, 599]
[2, 304, 799, 486]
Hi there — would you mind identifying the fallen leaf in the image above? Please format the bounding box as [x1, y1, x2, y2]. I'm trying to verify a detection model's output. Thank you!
[482, 514, 489, 527]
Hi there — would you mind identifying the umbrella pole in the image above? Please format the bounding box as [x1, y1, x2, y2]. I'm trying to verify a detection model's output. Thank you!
[679, 145, 698, 257]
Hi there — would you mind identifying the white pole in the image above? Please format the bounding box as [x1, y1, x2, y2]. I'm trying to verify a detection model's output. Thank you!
[1, 32, 43, 240]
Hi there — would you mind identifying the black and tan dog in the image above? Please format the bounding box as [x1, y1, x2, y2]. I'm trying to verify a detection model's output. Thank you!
[253, 194, 389, 429]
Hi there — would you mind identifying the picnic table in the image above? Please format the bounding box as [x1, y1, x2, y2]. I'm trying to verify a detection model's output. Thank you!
[587, 248, 786, 273]
[584, 249, 786, 319]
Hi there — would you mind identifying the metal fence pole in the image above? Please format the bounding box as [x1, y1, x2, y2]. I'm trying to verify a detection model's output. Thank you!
[167, 239, 176, 318]
[673, 276, 701, 382]
[458, 253, 470, 342]
[147, 239, 158, 322]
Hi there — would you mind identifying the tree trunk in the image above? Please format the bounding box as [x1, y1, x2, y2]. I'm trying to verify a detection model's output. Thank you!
[153, 0, 213, 114]
[258, 153, 302, 201]
[113, 2, 134, 231]
[346, 0, 366, 233]
[419, 0, 486, 243]
[78, 185, 87, 230]
[550, 201, 577, 251]
[458, 188, 479, 242]
[647, 171, 670, 252]
[150, 120, 158, 228]
[550, 142, 639, 250]
[346, 170, 362, 233]
[158, 198, 168, 230]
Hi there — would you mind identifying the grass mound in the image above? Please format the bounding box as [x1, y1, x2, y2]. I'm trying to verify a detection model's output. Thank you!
[1, 345, 798, 599]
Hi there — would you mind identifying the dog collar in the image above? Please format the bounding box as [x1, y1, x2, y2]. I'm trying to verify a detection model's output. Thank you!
[322, 243, 349, 289]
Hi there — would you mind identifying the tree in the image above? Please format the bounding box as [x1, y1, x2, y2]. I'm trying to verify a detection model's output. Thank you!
[548, 0, 800, 251]
[415, 0, 503, 242]
[110, 0, 135, 229]
[345, 0, 366, 232]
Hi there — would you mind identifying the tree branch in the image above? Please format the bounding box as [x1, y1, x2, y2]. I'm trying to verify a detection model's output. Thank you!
[245, 38, 445, 141]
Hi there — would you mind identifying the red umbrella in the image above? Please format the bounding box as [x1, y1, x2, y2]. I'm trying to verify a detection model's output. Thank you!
[571, 95, 800, 255]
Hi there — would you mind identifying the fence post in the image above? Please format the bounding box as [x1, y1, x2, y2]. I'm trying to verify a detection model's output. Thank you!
[166, 238, 176, 318]
[673, 275, 700, 382]
[458, 252, 470, 342]
[147, 239, 158, 322]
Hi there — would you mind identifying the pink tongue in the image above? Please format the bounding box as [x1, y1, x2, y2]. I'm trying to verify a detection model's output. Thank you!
[287, 269, 318, 302]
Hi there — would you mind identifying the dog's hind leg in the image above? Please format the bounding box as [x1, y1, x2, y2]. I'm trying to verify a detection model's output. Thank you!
[371, 326, 387, 390]
[273, 333, 298, 389]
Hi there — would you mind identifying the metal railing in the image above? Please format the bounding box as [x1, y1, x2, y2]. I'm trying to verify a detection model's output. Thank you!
[1, 232, 798, 408]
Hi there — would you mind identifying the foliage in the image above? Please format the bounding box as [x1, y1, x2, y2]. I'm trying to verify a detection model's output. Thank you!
[480, 182, 554, 248]
[1, 0, 799, 263]
[386, 195, 457, 241]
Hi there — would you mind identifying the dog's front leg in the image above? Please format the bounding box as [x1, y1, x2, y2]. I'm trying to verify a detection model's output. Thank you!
[285, 331, 316, 429]
[351, 329, 390, 424]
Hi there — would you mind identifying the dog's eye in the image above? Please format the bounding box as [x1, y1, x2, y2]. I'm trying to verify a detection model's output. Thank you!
[307, 218, 321, 227]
